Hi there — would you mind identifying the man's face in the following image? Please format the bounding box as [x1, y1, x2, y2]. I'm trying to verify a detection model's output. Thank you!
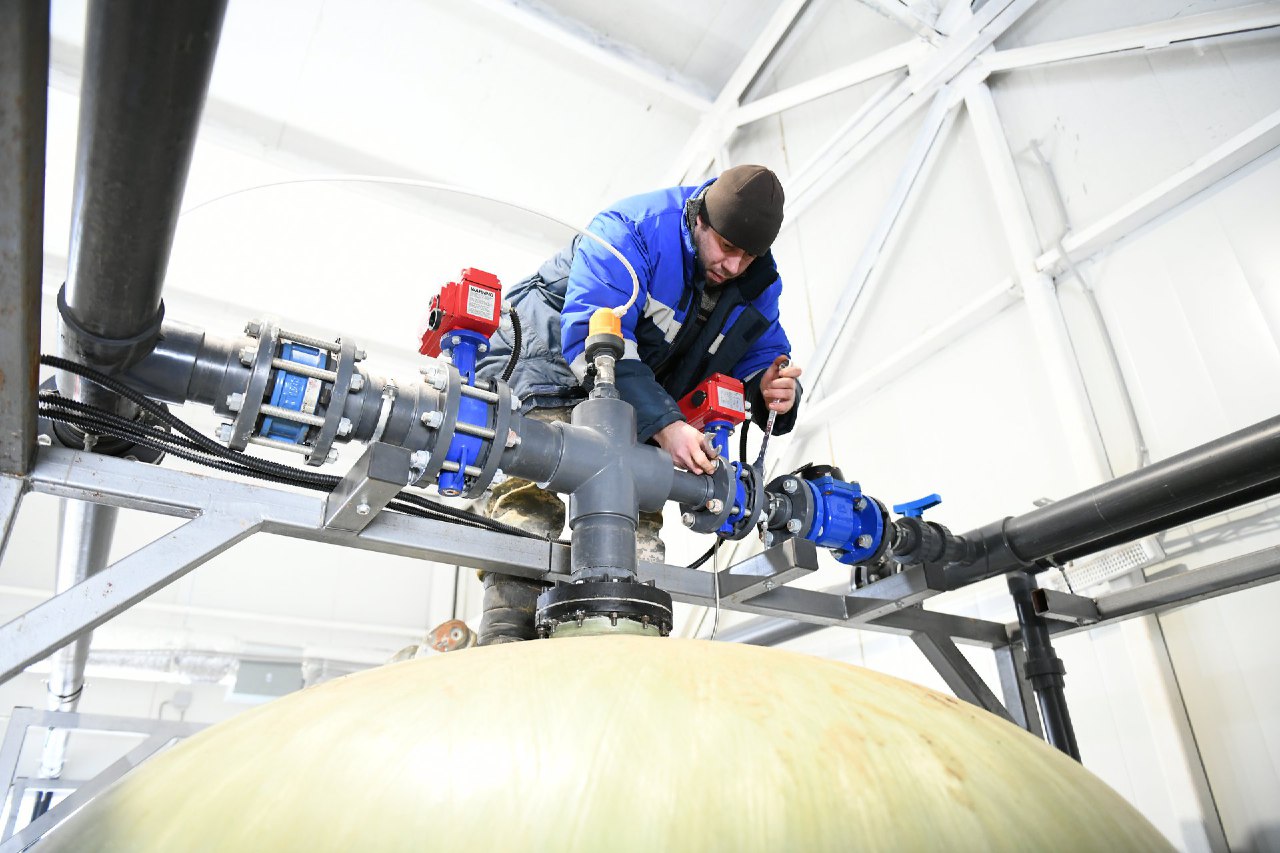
[693, 215, 757, 286]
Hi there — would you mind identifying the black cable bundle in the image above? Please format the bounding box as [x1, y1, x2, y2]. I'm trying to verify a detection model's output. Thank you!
[37, 355, 557, 542]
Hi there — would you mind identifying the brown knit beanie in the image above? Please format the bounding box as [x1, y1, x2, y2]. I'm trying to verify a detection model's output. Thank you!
[701, 165, 785, 256]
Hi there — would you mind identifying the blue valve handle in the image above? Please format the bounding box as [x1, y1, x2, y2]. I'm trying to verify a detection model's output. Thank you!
[893, 494, 942, 518]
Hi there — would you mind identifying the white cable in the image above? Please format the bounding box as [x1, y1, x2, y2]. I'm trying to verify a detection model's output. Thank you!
[709, 538, 722, 641]
[179, 174, 642, 316]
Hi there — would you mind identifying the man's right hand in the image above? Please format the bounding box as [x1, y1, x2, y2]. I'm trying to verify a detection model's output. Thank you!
[653, 421, 719, 475]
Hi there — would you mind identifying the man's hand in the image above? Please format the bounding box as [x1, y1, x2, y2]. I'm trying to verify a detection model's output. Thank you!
[654, 421, 719, 475]
[761, 355, 802, 414]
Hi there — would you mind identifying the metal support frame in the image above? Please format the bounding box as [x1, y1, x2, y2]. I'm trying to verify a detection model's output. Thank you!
[0, 0, 48, 479]
[324, 442, 414, 532]
[1035, 108, 1280, 277]
[668, 0, 813, 183]
[783, 0, 1040, 220]
[0, 708, 205, 851]
[729, 40, 927, 129]
[982, 4, 1280, 73]
[0, 476, 25, 561]
[803, 88, 960, 396]
[0, 448, 1013, 692]
[911, 632, 1013, 723]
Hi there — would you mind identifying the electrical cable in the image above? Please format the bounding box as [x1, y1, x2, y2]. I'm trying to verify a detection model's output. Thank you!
[38, 355, 561, 541]
[179, 175, 643, 317]
[709, 536, 722, 640]
[501, 307, 522, 382]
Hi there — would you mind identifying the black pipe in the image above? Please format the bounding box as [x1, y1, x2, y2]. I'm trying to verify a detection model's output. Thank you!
[1004, 415, 1280, 562]
[58, 0, 228, 408]
[948, 414, 1280, 588]
[1045, 475, 1280, 566]
[1008, 571, 1080, 761]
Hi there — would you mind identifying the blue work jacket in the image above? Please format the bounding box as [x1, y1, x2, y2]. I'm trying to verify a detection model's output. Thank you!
[477, 180, 800, 442]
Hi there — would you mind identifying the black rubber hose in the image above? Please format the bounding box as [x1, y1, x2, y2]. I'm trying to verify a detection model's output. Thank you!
[501, 308, 522, 382]
[687, 537, 721, 570]
[38, 356, 560, 540]
[38, 403, 503, 532]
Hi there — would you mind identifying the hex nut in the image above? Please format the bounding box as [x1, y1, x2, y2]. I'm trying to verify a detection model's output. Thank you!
[239, 346, 256, 367]
[681, 512, 696, 528]
[782, 479, 798, 494]
[786, 519, 802, 534]
[349, 373, 366, 392]
[707, 499, 723, 514]
[856, 534, 873, 548]
[337, 418, 353, 437]
[355, 503, 371, 516]
[421, 411, 444, 429]
[226, 392, 244, 413]
[244, 320, 262, 337]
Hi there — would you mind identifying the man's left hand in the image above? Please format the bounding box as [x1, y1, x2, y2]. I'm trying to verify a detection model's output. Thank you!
[761, 355, 802, 414]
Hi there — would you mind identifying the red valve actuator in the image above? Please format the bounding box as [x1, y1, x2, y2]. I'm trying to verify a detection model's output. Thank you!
[418, 268, 503, 357]
[678, 373, 747, 430]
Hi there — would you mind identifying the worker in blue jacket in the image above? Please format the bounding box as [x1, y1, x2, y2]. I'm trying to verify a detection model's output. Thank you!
[475, 164, 803, 644]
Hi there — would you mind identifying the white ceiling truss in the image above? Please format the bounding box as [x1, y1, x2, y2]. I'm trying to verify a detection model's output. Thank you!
[675, 0, 1280, 413]
[703, 0, 1280, 570]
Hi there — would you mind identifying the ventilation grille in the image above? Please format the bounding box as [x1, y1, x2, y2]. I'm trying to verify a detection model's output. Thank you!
[1049, 537, 1166, 594]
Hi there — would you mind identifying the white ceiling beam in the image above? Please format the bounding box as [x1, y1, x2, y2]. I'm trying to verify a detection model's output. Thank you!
[729, 40, 929, 129]
[1036, 107, 1280, 275]
[966, 81, 1113, 484]
[982, 2, 1280, 73]
[783, 0, 1040, 222]
[793, 279, 1022, 435]
[796, 89, 960, 399]
[666, 0, 813, 183]
[855, 0, 945, 44]
[463, 0, 714, 112]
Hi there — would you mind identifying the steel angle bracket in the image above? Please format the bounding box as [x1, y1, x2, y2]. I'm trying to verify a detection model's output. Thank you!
[324, 442, 413, 532]
[716, 538, 820, 604]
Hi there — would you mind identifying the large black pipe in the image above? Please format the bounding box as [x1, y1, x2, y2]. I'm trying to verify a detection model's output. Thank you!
[58, 0, 228, 408]
[948, 414, 1280, 588]
[1003, 414, 1280, 563]
[1047, 475, 1280, 565]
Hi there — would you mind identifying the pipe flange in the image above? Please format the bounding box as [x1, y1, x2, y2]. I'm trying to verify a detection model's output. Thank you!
[462, 379, 513, 499]
[307, 338, 357, 466]
[678, 457, 734, 534]
[411, 363, 462, 486]
[228, 319, 279, 451]
[38, 378, 169, 464]
[535, 580, 673, 639]
[765, 473, 815, 543]
[722, 462, 765, 540]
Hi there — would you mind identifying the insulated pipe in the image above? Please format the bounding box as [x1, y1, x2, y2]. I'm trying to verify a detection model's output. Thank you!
[37, 498, 118, 780]
[44, 0, 227, 791]
[57, 0, 227, 408]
